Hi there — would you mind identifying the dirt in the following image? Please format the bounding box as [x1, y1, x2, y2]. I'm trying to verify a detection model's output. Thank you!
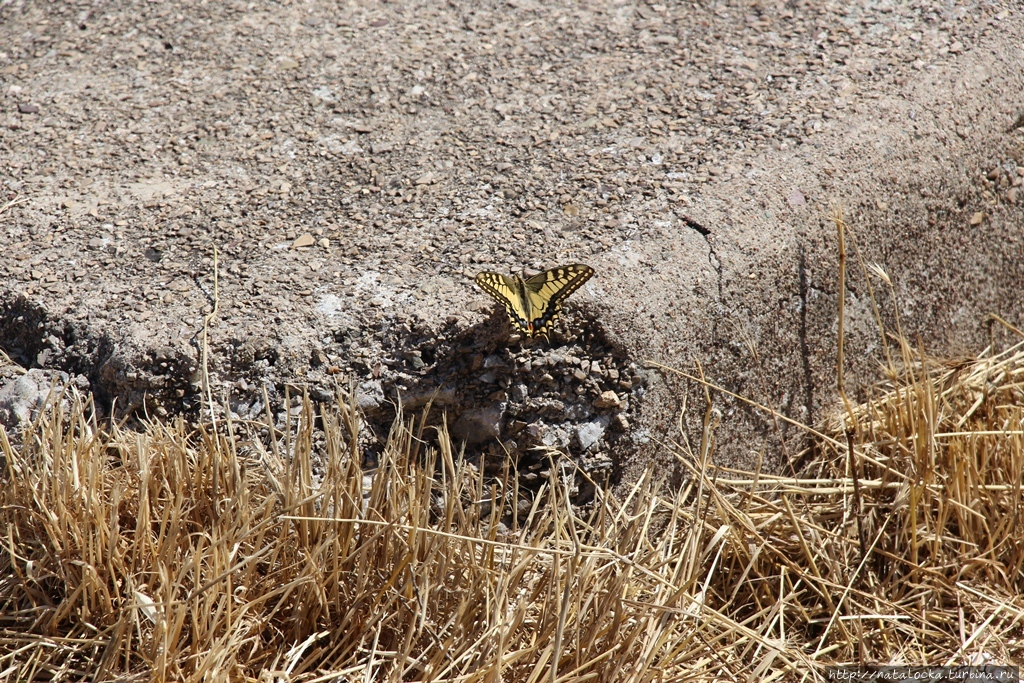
[2, 0, 1024, 488]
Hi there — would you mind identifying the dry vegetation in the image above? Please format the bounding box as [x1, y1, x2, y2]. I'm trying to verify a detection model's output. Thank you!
[3, 268, 1024, 679]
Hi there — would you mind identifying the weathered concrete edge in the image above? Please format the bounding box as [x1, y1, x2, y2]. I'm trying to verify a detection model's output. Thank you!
[602, 21, 1024, 477]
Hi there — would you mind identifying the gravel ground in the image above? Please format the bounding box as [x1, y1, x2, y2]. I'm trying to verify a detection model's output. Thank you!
[2, 0, 1024, 485]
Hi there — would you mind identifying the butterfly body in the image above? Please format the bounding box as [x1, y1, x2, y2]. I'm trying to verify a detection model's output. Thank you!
[475, 264, 594, 339]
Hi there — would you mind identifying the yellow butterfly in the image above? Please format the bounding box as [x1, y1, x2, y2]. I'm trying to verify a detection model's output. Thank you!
[474, 264, 595, 338]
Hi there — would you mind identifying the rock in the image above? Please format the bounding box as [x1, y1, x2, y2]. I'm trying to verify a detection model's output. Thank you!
[318, 237, 330, 249]
[535, 398, 566, 419]
[293, 233, 316, 248]
[577, 419, 606, 451]
[0, 369, 71, 434]
[593, 390, 621, 409]
[356, 380, 384, 412]
[541, 425, 570, 449]
[969, 212, 985, 226]
[509, 383, 528, 401]
[452, 403, 504, 444]
[612, 413, 630, 432]
[310, 385, 333, 403]
[483, 354, 506, 368]
[17, 103, 39, 114]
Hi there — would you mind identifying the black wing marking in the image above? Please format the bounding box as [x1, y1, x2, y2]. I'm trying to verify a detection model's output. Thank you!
[475, 264, 594, 338]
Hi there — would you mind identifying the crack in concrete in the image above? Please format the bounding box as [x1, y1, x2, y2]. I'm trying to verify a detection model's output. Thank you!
[705, 235, 723, 340]
[797, 246, 814, 457]
[679, 212, 723, 334]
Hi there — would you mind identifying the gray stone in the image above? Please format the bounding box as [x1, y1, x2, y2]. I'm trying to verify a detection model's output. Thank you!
[0, 369, 70, 433]
[451, 403, 505, 444]
[540, 425, 570, 449]
[577, 419, 607, 451]
[509, 383, 528, 402]
[356, 380, 385, 412]
[564, 402, 593, 421]
[483, 354, 506, 369]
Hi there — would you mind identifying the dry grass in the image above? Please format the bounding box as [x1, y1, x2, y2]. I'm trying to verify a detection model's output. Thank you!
[3, 332, 1024, 678]
[661, 332, 1024, 672]
[0, 384, 741, 681]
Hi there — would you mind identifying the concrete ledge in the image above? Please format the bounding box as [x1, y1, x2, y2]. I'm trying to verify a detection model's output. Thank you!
[2, 1, 1022, 480]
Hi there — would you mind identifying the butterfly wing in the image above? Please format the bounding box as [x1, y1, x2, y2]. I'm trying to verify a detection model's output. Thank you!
[521, 264, 595, 337]
[475, 271, 533, 334]
[476, 264, 594, 337]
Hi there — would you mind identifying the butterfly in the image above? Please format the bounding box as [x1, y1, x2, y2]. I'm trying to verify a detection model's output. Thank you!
[474, 264, 595, 339]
